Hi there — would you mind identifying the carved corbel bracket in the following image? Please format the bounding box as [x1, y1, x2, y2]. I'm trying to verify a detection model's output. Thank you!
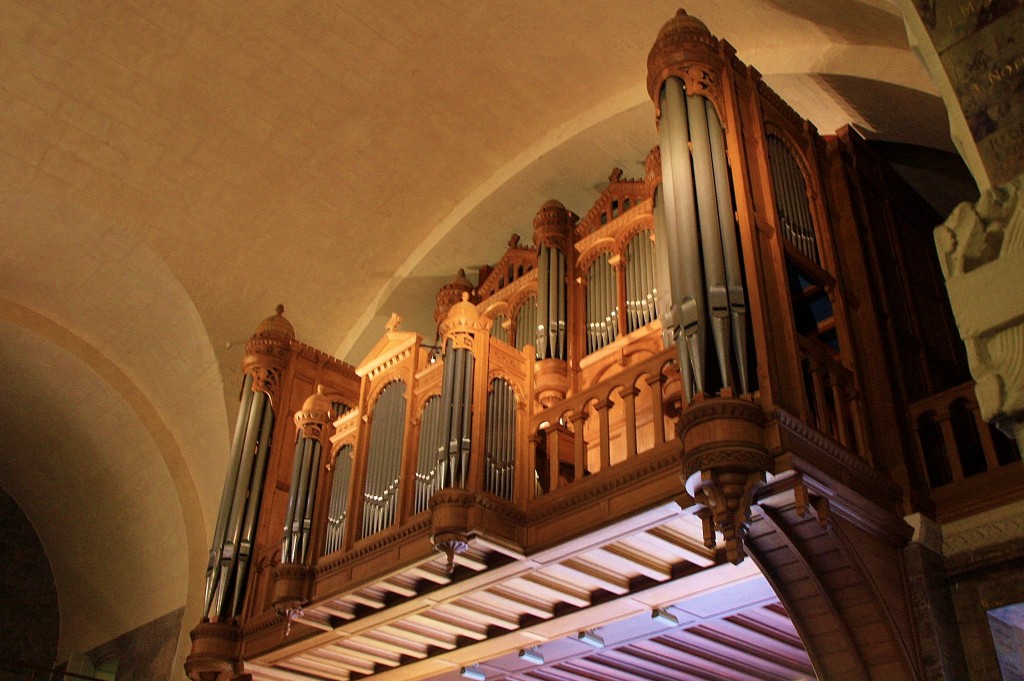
[428, 488, 476, 573]
[271, 563, 313, 637]
[678, 398, 773, 564]
[184, 621, 242, 681]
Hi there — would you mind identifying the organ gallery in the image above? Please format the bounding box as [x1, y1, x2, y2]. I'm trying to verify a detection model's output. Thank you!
[184, 10, 1023, 681]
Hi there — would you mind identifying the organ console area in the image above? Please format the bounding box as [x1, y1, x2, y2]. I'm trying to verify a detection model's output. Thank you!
[185, 11, 1021, 681]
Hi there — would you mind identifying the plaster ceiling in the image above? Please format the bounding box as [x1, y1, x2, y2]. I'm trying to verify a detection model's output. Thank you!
[0, 0, 962, 673]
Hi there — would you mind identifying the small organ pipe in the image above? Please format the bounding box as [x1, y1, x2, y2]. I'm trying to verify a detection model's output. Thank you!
[556, 250, 566, 359]
[707, 101, 750, 393]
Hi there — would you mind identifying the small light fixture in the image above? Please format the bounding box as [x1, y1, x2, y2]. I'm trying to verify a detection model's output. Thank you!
[652, 607, 679, 627]
[519, 647, 544, 665]
[460, 666, 486, 681]
[577, 629, 605, 648]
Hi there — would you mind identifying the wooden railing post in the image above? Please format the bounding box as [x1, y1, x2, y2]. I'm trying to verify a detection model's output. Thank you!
[619, 385, 640, 458]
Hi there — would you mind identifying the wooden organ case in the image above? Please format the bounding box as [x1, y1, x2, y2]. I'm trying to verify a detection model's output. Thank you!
[185, 10, 1020, 681]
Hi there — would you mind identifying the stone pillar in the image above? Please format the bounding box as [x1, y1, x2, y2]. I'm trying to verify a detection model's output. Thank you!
[903, 513, 971, 680]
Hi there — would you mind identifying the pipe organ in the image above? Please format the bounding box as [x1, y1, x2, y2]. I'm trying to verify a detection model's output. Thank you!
[186, 11, 988, 681]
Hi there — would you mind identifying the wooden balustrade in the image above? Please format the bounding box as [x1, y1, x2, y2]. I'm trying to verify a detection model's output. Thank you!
[909, 381, 1020, 488]
[796, 335, 869, 462]
[530, 347, 678, 497]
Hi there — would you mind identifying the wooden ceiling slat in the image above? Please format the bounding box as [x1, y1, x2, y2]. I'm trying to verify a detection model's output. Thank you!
[377, 622, 458, 649]
[407, 612, 489, 640]
[515, 573, 591, 608]
[441, 599, 521, 630]
[559, 558, 630, 594]
[594, 543, 672, 581]
[479, 585, 556, 619]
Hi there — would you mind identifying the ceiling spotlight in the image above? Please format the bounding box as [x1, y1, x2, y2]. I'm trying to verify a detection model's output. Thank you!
[519, 647, 544, 665]
[577, 629, 605, 648]
[460, 666, 486, 681]
[652, 607, 679, 626]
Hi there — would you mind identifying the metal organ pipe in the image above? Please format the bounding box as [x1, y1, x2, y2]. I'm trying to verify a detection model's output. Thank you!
[416, 396, 444, 512]
[230, 396, 274, 616]
[768, 135, 819, 265]
[659, 76, 705, 399]
[657, 76, 750, 401]
[485, 379, 516, 501]
[204, 372, 254, 615]
[537, 245, 550, 358]
[516, 296, 537, 355]
[707, 102, 750, 393]
[688, 93, 732, 388]
[362, 382, 406, 538]
[324, 445, 352, 555]
[207, 386, 271, 619]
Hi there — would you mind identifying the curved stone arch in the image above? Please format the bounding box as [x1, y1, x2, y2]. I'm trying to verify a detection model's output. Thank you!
[0, 300, 205, 675]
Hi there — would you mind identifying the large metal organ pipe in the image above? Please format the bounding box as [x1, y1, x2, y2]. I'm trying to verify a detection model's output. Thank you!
[586, 252, 619, 353]
[656, 75, 749, 401]
[324, 444, 352, 555]
[281, 385, 334, 564]
[484, 378, 517, 500]
[625, 229, 658, 333]
[536, 244, 567, 360]
[362, 381, 406, 538]
[415, 395, 444, 511]
[767, 134, 819, 265]
[439, 337, 475, 488]
[204, 373, 276, 619]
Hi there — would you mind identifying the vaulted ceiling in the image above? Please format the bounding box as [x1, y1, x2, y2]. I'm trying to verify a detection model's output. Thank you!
[0, 0, 969, 675]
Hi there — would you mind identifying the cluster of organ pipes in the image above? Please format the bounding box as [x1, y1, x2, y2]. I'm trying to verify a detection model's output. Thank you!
[515, 295, 537, 353]
[767, 134, 820, 265]
[438, 340, 476, 489]
[281, 434, 321, 564]
[323, 444, 351, 555]
[204, 373, 275, 620]
[361, 381, 405, 538]
[586, 252, 619, 353]
[624, 230, 658, 333]
[536, 245, 567, 360]
[484, 379, 517, 501]
[414, 396, 445, 513]
[656, 76, 750, 402]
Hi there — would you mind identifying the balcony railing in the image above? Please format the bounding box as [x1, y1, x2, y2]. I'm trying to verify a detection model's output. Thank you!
[530, 347, 678, 495]
[910, 381, 1020, 489]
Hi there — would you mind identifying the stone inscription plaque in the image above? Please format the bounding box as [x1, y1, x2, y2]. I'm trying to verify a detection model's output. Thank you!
[914, 0, 1024, 186]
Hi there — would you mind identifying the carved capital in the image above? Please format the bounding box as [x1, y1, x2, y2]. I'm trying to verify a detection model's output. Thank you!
[533, 199, 575, 250]
[534, 358, 570, 408]
[935, 171, 1024, 431]
[294, 384, 336, 440]
[647, 10, 726, 119]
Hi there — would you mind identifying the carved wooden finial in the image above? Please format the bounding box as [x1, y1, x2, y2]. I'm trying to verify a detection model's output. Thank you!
[609, 167, 623, 182]
[508, 233, 521, 248]
[276, 304, 285, 315]
[385, 313, 402, 333]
